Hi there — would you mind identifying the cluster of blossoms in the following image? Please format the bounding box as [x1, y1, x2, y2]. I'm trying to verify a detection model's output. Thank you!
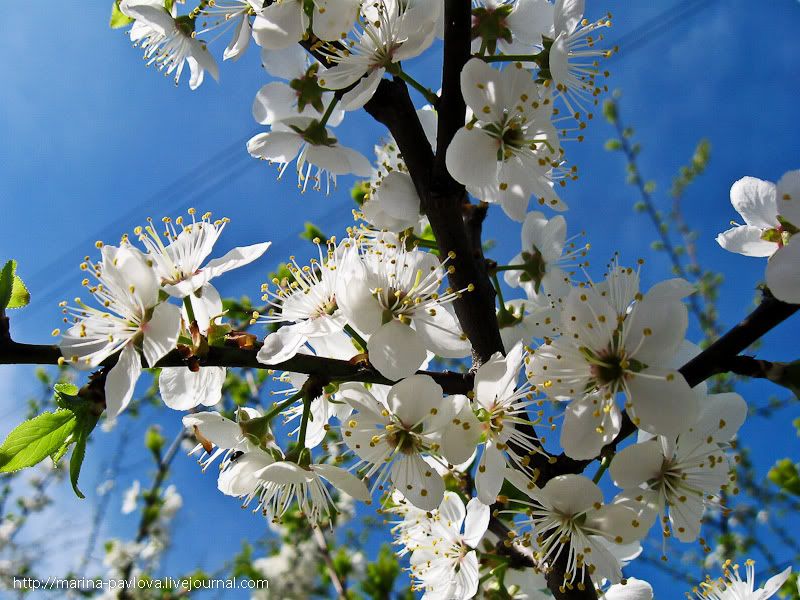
[44, 0, 794, 597]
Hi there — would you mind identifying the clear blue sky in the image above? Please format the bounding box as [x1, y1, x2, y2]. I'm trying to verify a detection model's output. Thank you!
[1, 0, 799, 596]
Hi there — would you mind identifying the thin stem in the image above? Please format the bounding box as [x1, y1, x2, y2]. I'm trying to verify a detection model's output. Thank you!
[312, 527, 347, 600]
[319, 96, 340, 128]
[495, 264, 528, 272]
[479, 53, 543, 63]
[492, 273, 510, 319]
[183, 296, 196, 325]
[343, 324, 368, 352]
[592, 455, 611, 484]
[396, 69, 439, 106]
[296, 392, 312, 449]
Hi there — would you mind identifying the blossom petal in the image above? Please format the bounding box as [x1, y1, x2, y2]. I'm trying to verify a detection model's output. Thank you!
[105, 344, 142, 420]
[626, 369, 698, 438]
[445, 128, 500, 190]
[413, 307, 471, 358]
[252, 2, 305, 49]
[142, 302, 181, 367]
[369, 321, 427, 380]
[541, 474, 602, 516]
[609, 439, 664, 489]
[391, 454, 445, 511]
[766, 238, 800, 303]
[313, 463, 370, 502]
[777, 169, 800, 225]
[560, 393, 620, 460]
[463, 498, 490, 548]
[182, 411, 242, 449]
[258, 323, 310, 365]
[218, 451, 273, 496]
[387, 374, 443, 427]
[604, 578, 654, 600]
[716, 225, 776, 257]
[475, 443, 507, 505]
[730, 176, 778, 228]
[159, 366, 225, 411]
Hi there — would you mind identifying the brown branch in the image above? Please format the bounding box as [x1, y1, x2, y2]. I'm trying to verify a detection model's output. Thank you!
[678, 290, 799, 387]
[0, 340, 474, 395]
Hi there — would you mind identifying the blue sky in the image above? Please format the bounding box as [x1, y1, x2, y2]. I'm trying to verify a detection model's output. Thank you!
[1, 0, 799, 597]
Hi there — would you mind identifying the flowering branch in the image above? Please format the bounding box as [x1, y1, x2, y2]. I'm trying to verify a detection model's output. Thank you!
[0, 339, 474, 395]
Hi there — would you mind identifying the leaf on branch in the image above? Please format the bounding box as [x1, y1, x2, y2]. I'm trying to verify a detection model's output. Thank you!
[109, 1, 134, 29]
[0, 410, 78, 473]
[768, 458, 800, 497]
[0, 260, 30, 310]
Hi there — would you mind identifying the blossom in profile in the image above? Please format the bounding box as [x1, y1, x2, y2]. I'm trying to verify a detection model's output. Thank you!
[716, 170, 800, 303]
[120, 0, 219, 90]
[134, 209, 271, 298]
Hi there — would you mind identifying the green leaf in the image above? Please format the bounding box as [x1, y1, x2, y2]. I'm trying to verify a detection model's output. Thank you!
[0, 411, 78, 473]
[768, 458, 800, 497]
[70, 428, 89, 499]
[0, 260, 15, 310]
[110, 1, 134, 28]
[54, 382, 80, 397]
[0, 260, 30, 310]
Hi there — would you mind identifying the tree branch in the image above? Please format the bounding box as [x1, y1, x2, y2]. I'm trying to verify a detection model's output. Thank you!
[0, 340, 474, 395]
[679, 291, 799, 387]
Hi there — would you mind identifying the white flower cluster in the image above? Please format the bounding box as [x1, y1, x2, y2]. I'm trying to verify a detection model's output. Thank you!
[58, 209, 270, 420]
[72, 0, 799, 597]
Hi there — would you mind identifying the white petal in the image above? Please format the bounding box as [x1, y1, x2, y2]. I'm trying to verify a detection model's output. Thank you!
[369, 321, 427, 380]
[440, 402, 481, 465]
[445, 128, 500, 190]
[391, 454, 445, 511]
[257, 323, 309, 365]
[413, 307, 471, 358]
[623, 295, 687, 366]
[730, 176, 778, 228]
[475, 443, 507, 505]
[387, 374, 443, 427]
[312, 0, 360, 41]
[142, 303, 181, 366]
[218, 451, 273, 496]
[766, 238, 800, 303]
[668, 490, 704, 542]
[252, 2, 305, 49]
[560, 393, 620, 460]
[260, 45, 307, 80]
[541, 474, 602, 515]
[159, 366, 225, 411]
[777, 169, 800, 226]
[247, 131, 303, 162]
[716, 225, 776, 257]
[682, 391, 746, 445]
[762, 566, 793, 597]
[609, 439, 664, 489]
[554, 0, 585, 35]
[202, 241, 271, 282]
[604, 578, 653, 600]
[313, 463, 370, 502]
[463, 498, 490, 548]
[437, 491, 466, 530]
[182, 411, 242, 449]
[626, 369, 698, 438]
[460, 58, 506, 122]
[223, 14, 251, 61]
[105, 344, 142, 420]
[340, 68, 385, 110]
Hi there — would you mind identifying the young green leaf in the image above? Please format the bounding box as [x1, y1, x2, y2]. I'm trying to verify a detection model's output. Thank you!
[69, 424, 92, 499]
[0, 260, 14, 310]
[110, 1, 134, 28]
[0, 411, 78, 473]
